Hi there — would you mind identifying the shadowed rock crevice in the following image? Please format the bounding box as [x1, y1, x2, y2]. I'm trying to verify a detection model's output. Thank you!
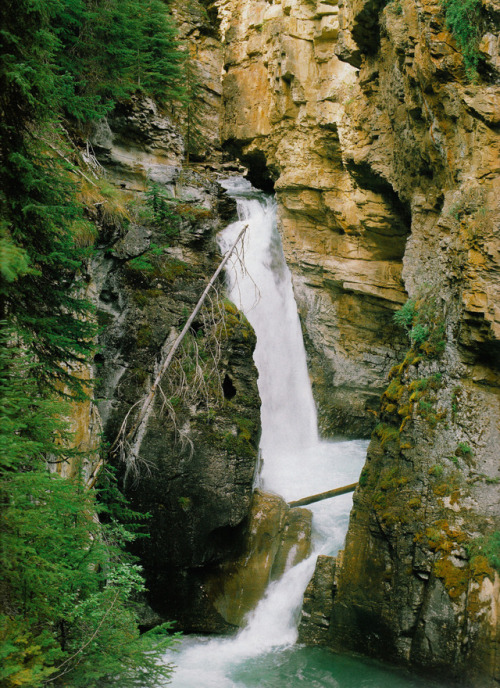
[223, 139, 276, 191]
[223, 373, 237, 399]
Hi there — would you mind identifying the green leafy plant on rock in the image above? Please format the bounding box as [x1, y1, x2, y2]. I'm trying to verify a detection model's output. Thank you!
[457, 441, 472, 455]
[440, 0, 482, 79]
[393, 289, 446, 359]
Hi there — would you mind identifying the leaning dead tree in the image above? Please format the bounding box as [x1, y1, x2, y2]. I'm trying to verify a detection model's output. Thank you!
[111, 224, 248, 479]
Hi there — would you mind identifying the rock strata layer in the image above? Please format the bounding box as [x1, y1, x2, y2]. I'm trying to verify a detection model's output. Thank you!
[327, 1, 500, 685]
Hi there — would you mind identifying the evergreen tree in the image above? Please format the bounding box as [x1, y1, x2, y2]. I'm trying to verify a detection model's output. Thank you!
[0, 333, 180, 687]
[0, 0, 187, 681]
[52, 0, 186, 120]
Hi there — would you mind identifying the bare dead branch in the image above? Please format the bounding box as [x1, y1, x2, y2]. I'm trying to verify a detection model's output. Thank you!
[110, 224, 248, 478]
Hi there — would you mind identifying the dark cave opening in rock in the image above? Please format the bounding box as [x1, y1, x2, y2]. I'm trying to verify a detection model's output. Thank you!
[222, 139, 275, 192]
[222, 373, 237, 400]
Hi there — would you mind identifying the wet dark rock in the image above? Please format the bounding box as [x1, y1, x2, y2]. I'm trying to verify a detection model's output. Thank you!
[298, 555, 336, 645]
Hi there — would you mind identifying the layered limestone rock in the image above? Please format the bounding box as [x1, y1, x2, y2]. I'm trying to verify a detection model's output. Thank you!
[218, 0, 411, 436]
[90, 95, 185, 191]
[219, 0, 500, 684]
[206, 490, 312, 626]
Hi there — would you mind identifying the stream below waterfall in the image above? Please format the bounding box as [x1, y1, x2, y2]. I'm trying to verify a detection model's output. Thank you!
[160, 178, 449, 688]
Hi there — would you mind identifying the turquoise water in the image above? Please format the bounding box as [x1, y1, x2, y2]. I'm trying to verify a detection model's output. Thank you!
[230, 646, 448, 688]
[166, 638, 451, 688]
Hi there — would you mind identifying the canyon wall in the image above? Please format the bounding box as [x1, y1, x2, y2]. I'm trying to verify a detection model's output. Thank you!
[86, 96, 266, 630]
[326, 4, 500, 686]
[218, 0, 411, 436]
[218, 0, 500, 684]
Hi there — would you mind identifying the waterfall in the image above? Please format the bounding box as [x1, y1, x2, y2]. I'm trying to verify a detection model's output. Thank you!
[217, 178, 321, 499]
[159, 178, 450, 688]
[164, 178, 369, 687]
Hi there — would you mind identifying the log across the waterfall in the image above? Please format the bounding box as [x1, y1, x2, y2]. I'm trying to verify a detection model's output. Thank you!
[288, 482, 358, 508]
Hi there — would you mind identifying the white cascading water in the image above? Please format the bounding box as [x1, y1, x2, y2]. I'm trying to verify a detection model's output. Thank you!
[163, 177, 369, 687]
[217, 178, 319, 498]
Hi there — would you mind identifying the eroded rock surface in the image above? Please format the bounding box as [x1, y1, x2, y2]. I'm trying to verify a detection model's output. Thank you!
[326, 1, 500, 684]
[207, 490, 312, 626]
[90, 96, 185, 191]
[218, 0, 410, 436]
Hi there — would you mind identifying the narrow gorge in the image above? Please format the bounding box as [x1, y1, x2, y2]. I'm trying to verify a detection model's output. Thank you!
[1, 0, 499, 686]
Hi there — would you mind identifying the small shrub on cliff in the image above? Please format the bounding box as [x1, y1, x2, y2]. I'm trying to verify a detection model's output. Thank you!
[393, 290, 446, 358]
[456, 441, 473, 457]
[410, 323, 430, 346]
[145, 183, 182, 238]
[393, 298, 416, 330]
[441, 0, 482, 78]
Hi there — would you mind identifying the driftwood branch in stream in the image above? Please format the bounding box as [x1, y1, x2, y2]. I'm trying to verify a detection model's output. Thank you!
[288, 482, 358, 508]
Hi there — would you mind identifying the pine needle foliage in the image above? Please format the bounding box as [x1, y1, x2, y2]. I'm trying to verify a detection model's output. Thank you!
[53, 0, 187, 119]
[0, 332, 180, 687]
[0, 0, 187, 682]
[1, 132, 97, 396]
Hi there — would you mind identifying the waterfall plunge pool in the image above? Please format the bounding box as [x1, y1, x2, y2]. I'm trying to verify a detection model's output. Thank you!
[167, 639, 449, 688]
[160, 179, 451, 688]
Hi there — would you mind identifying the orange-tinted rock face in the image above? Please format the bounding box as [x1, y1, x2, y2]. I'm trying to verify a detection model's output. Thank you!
[218, 0, 411, 436]
[219, 0, 500, 683]
[207, 490, 312, 626]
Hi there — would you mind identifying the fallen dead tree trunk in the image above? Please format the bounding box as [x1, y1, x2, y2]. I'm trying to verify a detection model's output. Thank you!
[288, 482, 358, 508]
[110, 224, 248, 478]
